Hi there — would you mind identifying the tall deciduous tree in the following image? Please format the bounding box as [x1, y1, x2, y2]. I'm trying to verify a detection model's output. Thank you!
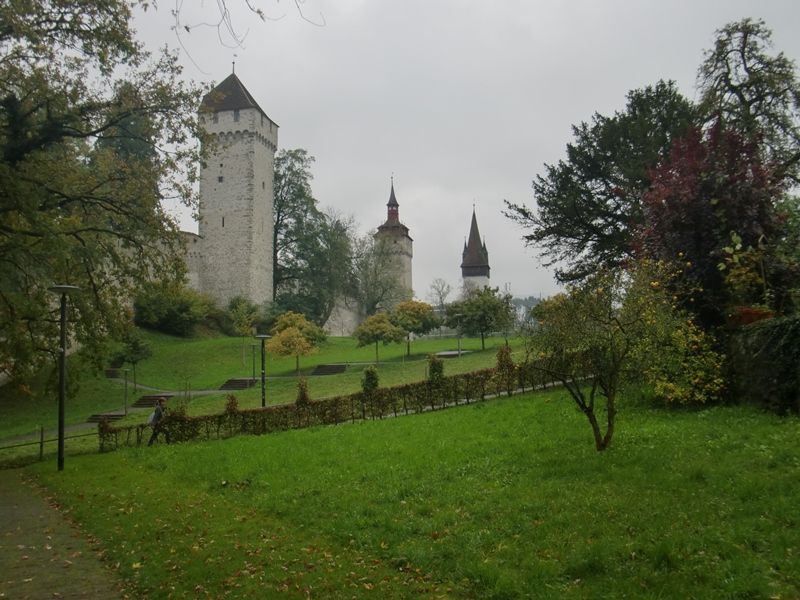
[639, 122, 791, 328]
[390, 300, 440, 357]
[0, 0, 204, 387]
[697, 18, 800, 181]
[272, 150, 354, 326]
[504, 81, 695, 283]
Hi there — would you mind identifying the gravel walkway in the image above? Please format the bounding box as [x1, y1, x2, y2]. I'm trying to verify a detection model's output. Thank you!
[0, 468, 123, 599]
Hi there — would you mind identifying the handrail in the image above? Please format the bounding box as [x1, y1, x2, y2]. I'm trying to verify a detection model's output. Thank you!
[0, 428, 98, 461]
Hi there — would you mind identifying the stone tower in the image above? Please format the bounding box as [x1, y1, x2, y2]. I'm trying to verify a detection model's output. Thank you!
[197, 73, 278, 308]
[461, 208, 490, 289]
[376, 179, 413, 293]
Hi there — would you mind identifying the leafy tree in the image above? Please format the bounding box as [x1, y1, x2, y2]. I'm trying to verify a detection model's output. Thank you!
[112, 332, 153, 392]
[272, 150, 354, 326]
[273, 148, 320, 297]
[390, 299, 440, 356]
[697, 18, 800, 181]
[347, 235, 410, 317]
[639, 122, 792, 328]
[0, 0, 203, 386]
[270, 311, 327, 345]
[266, 327, 317, 377]
[504, 81, 695, 283]
[352, 313, 406, 366]
[276, 209, 355, 327]
[447, 286, 513, 350]
[229, 297, 259, 365]
[527, 263, 724, 451]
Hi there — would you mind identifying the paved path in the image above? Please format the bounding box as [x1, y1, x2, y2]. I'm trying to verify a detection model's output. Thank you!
[0, 468, 124, 599]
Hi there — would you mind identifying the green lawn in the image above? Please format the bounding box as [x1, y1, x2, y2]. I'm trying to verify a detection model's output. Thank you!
[29, 392, 800, 599]
[0, 329, 519, 440]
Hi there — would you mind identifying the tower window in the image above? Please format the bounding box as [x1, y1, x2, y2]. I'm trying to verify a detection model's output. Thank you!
[233, 109, 240, 122]
[262, 182, 265, 189]
[222, 217, 225, 227]
[212, 113, 218, 124]
[218, 176, 223, 183]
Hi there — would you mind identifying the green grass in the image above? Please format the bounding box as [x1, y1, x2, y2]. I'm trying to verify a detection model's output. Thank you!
[0, 330, 519, 439]
[28, 393, 800, 599]
[0, 359, 132, 439]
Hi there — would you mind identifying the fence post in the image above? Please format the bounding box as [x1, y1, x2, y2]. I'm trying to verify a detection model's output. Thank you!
[39, 427, 44, 461]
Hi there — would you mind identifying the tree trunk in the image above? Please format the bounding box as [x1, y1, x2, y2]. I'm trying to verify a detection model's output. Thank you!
[133, 364, 138, 392]
[407, 335, 411, 357]
[375, 341, 379, 366]
[481, 332, 485, 350]
[295, 355, 300, 376]
[584, 400, 615, 452]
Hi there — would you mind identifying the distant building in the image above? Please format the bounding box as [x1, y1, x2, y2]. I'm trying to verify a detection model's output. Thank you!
[376, 179, 413, 293]
[324, 180, 414, 336]
[184, 73, 279, 308]
[460, 208, 490, 291]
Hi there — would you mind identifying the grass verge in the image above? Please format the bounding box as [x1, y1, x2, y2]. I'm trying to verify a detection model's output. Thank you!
[28, 391, 800, 599]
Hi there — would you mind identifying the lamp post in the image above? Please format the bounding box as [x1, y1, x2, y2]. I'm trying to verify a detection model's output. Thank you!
[455, 313, 463, 358]
[47, 285, 79, 472]
[250, 343, 257, 383]
[123, 368, 130, 417]
[254, 334, 271, 408]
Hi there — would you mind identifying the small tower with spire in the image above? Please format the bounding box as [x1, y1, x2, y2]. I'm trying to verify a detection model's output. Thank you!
[461, 207, 490, 290]
[375, 178, 413, 295]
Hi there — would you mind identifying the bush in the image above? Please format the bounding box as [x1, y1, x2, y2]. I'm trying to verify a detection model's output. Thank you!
[361, 365, 379, 395]
[135, 284, 216, 337]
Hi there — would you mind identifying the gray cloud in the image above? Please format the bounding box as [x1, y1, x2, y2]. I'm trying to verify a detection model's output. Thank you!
[137, 0, 800, 299]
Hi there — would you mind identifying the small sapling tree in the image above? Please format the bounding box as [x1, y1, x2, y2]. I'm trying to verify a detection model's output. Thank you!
[391, 299, 440, 356]
[353, 313, 406, 366]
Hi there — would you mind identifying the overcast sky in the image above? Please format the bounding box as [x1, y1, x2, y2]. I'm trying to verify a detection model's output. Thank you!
[134, 1, 800, 301]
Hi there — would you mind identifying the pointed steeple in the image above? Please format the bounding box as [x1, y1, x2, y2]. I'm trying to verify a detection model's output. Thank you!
[461, 208, 490, 279]
[387, 177, 399, 222]
[202, 73, 274, 122]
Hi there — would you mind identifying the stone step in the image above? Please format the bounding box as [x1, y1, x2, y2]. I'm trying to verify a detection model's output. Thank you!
[132, 394, 165, 408]
[311, 364, 348, 376]
[220, 378, 257, 390]
[87, 413, 125, 424]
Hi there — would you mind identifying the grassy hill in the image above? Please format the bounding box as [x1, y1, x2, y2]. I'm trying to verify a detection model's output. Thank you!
[29, 392, 800, 599]
[0, 329, 516, 440]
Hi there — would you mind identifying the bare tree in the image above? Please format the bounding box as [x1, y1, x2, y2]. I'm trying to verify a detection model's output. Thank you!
[427, 278, 452, 312]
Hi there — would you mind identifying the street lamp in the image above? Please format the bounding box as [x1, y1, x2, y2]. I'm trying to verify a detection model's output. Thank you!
[47, 284, 79, 472]
[250, 343, 257, 383]
[123, 368, 130, 417]
[254, 334, 271, 408]
[454, 313, 463, 358]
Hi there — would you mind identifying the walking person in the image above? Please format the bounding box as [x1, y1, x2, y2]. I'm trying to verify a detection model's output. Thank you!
[147, 397, 167, 446]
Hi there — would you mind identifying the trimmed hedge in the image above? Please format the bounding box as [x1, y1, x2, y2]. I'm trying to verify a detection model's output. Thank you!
[98, 359, 559, 452]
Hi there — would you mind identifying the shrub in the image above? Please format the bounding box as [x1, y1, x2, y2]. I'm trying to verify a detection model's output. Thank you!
[295, 379, 312, 407]
[224, 394, 239, 413]
[362, 365, 379, 395]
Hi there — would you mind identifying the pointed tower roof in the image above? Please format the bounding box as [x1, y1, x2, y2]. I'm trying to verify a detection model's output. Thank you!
[387, 180, 399, 208]
[377, 179, 412, 239]
[202, 73, 275, 122]
[461, 208, 490, 278]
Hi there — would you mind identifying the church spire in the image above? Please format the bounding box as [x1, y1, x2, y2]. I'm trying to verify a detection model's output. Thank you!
[461, 207, 490, 280]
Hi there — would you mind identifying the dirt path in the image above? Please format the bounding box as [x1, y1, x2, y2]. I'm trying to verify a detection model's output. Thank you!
[0, 468, 123, 599]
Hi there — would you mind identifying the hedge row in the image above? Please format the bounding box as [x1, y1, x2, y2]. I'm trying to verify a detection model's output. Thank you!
[98, 358, 559, 452]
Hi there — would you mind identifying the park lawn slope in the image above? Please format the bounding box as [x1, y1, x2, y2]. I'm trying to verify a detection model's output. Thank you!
[31, 391, 800, 599]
